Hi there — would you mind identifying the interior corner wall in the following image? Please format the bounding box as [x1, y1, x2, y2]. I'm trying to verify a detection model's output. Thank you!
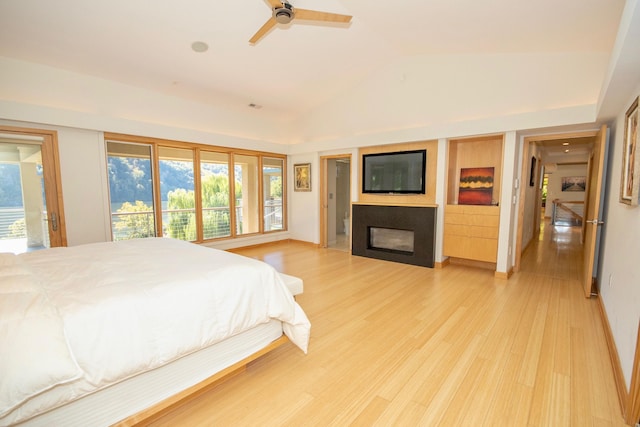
[434, 138, 448, 263]
[496, 131, 518, 274]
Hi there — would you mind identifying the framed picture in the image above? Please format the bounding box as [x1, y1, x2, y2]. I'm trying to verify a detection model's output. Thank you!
[561, 176, 586, 192]
[458, 167, 494, 205]
[529, 156, 537, 187]
[620, 97, 639, 205]
[294, 163, 311, 192]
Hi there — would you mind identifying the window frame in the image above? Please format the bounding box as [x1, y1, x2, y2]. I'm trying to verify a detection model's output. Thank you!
[104, 133, 287, 243]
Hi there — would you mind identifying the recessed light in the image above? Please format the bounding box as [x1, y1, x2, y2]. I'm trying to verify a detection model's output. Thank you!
[564, 149, 570, 153]
[562, 142, 569, 146]
[191, 41, 209, 53]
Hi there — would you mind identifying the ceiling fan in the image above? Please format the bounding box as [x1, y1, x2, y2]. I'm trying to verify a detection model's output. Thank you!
[250, 0, 352, 44]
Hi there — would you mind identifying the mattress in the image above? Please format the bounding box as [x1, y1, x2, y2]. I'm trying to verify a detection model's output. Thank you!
[15, 320, 284, 427]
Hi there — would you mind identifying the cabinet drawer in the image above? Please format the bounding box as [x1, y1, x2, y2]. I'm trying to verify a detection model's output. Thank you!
[443, 235, 498, 263]
[444, 224, 499, 239]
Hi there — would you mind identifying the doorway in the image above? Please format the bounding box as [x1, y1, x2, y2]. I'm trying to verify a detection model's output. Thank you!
[320, 155, 351, 251]
[516, 132, 596, 270]
[0, 126, 66, 253]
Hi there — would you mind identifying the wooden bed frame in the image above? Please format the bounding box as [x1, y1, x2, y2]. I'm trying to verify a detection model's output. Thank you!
[115, 335, 290, 426]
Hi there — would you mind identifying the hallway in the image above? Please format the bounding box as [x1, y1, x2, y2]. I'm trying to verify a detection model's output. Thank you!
[520, 218, 584, 281]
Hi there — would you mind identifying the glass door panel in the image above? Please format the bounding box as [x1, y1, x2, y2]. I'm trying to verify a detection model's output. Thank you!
[262, 157, 284, 232]
[0, 131, 64, 253]
[233, 154, 259, 235]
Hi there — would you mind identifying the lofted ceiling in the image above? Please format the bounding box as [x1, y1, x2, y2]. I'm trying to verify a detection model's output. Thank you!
[0, 0, 626, 125]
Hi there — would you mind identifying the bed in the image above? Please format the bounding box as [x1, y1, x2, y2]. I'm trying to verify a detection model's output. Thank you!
[0, 238, 310, 426]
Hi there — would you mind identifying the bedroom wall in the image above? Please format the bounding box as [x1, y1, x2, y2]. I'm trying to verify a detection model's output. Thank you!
[599, 83, 640, 390]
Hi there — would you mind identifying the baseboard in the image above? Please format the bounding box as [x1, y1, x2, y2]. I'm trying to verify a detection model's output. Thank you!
[494, 268, 514, 280]
[448, 257, 496, 271]
[597, 295, 629, 420]
[434, 258, 450, 269]
[227, 239, 319, 253]
[287, 239, 320, 248]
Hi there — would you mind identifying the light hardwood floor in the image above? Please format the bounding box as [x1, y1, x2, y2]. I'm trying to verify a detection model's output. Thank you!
[150, 221, 626, 426]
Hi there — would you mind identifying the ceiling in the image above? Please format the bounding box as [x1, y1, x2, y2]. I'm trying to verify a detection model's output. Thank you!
[534, 136, 595, 164]
[0, 0, 626, 125]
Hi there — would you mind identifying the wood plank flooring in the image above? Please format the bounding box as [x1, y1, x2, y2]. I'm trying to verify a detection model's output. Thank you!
[150, 221, 626, 426]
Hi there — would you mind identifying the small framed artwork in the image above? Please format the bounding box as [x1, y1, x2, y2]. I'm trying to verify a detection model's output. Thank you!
[458, 167, 494, 205]
[561, 176, 586, 192]
[294, 163, 311, 192]
[620, 96, 639, 205]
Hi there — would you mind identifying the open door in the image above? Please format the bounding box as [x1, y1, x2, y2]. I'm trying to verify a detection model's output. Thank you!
[582, 125, 608, 297]
[0, 126, 66, 252]
[319, 155, 351, 250]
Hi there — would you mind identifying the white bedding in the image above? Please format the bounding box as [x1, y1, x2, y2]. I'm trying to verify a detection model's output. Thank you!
[0, 238, 310, 426]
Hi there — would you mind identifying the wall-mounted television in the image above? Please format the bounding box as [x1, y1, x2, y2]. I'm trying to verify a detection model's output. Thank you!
[362, 149, 426, 194]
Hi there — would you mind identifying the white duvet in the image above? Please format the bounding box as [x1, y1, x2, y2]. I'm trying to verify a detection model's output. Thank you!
[0, 238, 310, 425]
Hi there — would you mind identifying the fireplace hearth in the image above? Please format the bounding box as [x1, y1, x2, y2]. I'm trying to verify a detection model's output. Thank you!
[352, 204, 436, 267]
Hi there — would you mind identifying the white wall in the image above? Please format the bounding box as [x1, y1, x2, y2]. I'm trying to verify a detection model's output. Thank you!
[288, 153, 319, 244]
[599, 84, 640, 389]
[546, 164, 589, 205]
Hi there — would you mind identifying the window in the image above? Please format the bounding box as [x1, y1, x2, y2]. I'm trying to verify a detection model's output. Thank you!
[106, 142, 156, 240]
[200, 151, 231, 239]
[105, 134, 286, 242]
[158, 147, 196, 241]
[263, 157, 283, 232]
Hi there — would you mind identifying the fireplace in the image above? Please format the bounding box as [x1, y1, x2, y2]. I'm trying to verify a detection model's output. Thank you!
[369, 227, 414, 254]
[352, 204, 436, 267]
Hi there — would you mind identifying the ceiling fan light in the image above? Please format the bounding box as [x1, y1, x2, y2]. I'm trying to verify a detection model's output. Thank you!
[274, 8, 294, 24]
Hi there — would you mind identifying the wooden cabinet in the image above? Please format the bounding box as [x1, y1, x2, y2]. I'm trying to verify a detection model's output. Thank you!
[443, 134, 504, 267]
[443, 204, 499, 263]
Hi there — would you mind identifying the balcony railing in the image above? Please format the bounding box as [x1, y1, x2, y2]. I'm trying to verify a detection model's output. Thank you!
[551, 199, 584, 226]
[111, 202, 282, 241]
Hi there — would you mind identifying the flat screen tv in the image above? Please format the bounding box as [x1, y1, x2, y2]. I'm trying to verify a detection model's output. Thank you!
[362, 149, 426, 194]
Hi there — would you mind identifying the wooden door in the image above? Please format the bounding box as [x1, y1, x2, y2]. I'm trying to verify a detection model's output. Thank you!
[319, 156, 329, 248]
[582, 125, 607, 297]
[0, 126, 66, 249]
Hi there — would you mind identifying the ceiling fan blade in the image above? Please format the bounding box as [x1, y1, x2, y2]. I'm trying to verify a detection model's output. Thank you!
[249, 17, 277, 44]
[266, 0, 283, 8]
[294, 8, 352, 24]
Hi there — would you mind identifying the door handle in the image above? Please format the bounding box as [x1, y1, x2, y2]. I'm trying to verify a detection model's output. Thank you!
[585, 219, 604, 225]
[51, 212, 58, 231]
